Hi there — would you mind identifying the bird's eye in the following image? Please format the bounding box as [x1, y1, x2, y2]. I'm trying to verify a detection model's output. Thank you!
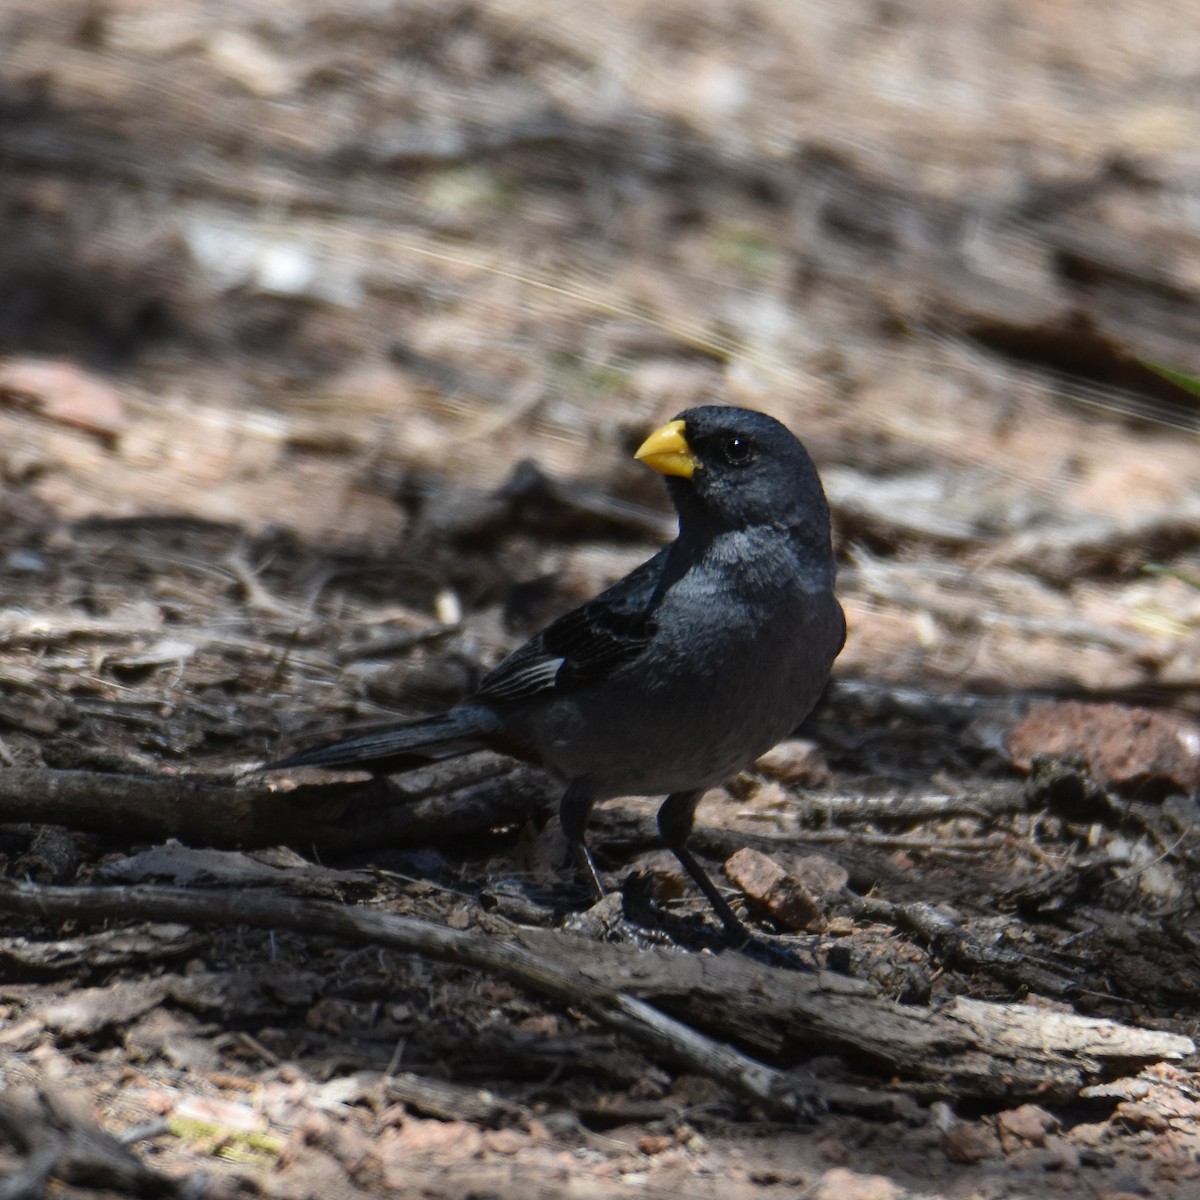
[721, 435, 754, 465]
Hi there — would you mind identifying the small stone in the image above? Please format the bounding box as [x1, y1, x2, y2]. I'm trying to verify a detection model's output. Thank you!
[1067, 1121, 1111, 1147]
[997, 1103, 1060, 1151]
[724, 847, 786, 897]
[637, 1134, 673, 1155]
[1009, 701, 1200, 797]
[484, 1129, 525, 1155]
[941, 1121, 997, 1164]
[1114, 1101, 1169, 1131]
[810, 1167, 902, 1200]
[724, 847, 826, 932]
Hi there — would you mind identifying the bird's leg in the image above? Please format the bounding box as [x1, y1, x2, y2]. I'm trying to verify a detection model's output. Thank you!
[657, 789, 753, 946]
[559, 780, 604, 901]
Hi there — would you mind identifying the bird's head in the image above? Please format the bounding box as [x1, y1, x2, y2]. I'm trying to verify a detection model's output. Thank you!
[635, 406, 832, 543]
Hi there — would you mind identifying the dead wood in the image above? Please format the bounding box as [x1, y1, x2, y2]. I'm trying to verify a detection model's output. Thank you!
[777, 783, 1029, 826]
[0, 762, 554, 854]
[0, 880, 1189, 1114]
[383, 1072, 529, 1127]
[0, 878, 881, 1121]
[0, 769, 278, 846]
[0, 922, 208, 979]
[846, 895, 1080, 999]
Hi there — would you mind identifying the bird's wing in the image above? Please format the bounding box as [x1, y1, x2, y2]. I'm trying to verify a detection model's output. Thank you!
[475, 548, 669, 703]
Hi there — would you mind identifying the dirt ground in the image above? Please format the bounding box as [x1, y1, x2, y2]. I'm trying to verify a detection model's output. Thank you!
[1, 1, 1200, 1197]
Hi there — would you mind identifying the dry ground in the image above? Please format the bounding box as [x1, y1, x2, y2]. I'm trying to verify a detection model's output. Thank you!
[0, 1, 1199, 1197]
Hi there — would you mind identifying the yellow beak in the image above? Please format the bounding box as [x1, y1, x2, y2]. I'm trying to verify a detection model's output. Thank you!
[634, 419, 696, 479]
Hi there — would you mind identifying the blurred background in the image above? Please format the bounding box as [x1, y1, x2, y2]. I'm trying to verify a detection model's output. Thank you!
[1, 0, 1198, 703]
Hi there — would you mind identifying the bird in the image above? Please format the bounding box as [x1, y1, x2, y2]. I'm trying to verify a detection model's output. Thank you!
[269, 406, 845, 944]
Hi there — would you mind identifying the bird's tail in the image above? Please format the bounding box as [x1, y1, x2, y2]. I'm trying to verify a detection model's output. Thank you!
[266, 706, 501, 775]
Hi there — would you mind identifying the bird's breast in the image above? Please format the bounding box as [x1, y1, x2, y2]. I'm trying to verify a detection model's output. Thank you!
[523, 563, 842, 799]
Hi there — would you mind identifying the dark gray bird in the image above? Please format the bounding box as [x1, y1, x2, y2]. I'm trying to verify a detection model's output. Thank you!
[270, 406, 845, 943]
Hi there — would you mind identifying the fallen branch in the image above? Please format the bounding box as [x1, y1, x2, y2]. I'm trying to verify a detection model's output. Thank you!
[0, 878, 882, 1120]
[0, 879, 1189, 1111]
[786, 783, 1028, 825]
[0, 761, 554, 854]
[846, 894, 1080, 999]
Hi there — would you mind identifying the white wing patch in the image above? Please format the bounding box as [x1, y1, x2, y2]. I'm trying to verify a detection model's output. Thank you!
[477, 655, 565, 701]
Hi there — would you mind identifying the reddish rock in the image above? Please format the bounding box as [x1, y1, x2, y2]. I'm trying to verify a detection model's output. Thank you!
[1008, 701, 1200, 796]
[724, 847, 826, 932]
[637, 1133, 674, 1155]
[997, 1103, 1060, 1152]
[0, 357, 125, 436]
